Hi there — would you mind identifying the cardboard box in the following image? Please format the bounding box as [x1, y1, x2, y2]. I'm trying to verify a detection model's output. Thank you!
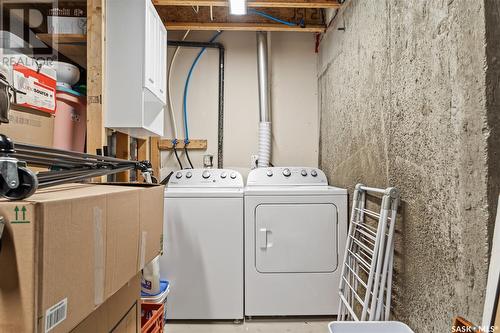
[0, 107, 54, 147]
[71, 274, 140, 333]
[0, 183, 164, 333]
[11, 57, 57, 114]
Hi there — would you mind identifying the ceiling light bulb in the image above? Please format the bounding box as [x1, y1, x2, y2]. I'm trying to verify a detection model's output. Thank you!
[229, 0, 247, 15]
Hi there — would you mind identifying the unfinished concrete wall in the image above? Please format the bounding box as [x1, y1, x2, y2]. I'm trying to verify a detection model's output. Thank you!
[318, 0, 499, 332]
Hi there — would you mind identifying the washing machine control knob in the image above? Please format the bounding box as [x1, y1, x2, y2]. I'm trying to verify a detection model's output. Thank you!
[301, 169, 308, 177]
[202, 171, 211, 179]
[230, 172, 237, 179]
[220, 172, 227, 179]
[175, 171, 183, 179]
[266, 170, 273, 177]
[283, 168, 291, 177]
[186, 171, 192, 179]
[311, 170, 318, 177]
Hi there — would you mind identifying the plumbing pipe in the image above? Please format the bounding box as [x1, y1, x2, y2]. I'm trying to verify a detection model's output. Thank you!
[256, 31, 271, 168]
[167, 40, 225, 169]
[167, 30, 190, 141]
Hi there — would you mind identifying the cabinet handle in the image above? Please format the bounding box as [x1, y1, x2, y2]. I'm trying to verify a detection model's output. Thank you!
[149, 78, 154, 84]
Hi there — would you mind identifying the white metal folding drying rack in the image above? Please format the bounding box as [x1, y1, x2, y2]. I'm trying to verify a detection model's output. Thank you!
[338, 184, 400, 321]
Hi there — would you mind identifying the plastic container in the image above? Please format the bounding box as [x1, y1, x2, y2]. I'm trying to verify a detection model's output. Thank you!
[328, 322, 415, 333]
[141, 280, 169, 322]
[53, 88, 86, 152]
[141, 256, 161, 295]
[141, 303, 164, 333]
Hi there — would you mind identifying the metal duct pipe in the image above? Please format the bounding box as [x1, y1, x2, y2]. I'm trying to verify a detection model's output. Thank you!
[256, 31, 271, 168]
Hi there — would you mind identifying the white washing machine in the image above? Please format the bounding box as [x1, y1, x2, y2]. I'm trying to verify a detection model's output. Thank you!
[160, 169, 244, 320]
[244, 167, 347, 316]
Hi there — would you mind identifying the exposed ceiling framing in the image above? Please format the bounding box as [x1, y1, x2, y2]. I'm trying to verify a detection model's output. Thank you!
[153, 0, 341, 9]
[155, 0, 342, 32]
[166, 22, 325, 32]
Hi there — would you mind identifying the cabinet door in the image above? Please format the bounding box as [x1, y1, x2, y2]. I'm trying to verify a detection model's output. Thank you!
[144, 0, 157, 93]
[157, 25, 167, 102]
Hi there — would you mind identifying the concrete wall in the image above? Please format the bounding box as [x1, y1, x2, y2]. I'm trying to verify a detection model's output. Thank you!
[318, 0, 499, 332]
[161, 31, 319, 179]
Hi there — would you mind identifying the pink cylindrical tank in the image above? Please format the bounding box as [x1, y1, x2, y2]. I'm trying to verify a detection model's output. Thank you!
[53, 89, 86, 152]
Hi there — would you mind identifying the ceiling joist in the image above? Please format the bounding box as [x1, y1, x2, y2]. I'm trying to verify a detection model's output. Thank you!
[157, 5, 325, 32]
[153, 0, 341, 9]
[165, 21, 325, 32]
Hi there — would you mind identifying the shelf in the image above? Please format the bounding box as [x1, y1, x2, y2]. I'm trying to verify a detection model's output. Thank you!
[36, 34, 87, 68]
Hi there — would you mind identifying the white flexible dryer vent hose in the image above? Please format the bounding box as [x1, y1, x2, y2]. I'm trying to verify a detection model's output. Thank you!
[258, 122, 271, 168]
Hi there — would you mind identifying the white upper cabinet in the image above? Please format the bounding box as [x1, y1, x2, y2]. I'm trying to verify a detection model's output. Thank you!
[106, 0, 167, 138]
[144, 0, 166, 102]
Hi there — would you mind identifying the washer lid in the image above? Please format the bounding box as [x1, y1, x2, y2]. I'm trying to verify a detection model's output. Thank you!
[167, 169, 244, 188]
[246, 167, 328, 187]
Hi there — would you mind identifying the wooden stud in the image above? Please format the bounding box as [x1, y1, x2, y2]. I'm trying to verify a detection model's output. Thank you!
[150, 137, 161, 181]
[136, 138, 148, 181]
[87, 0, 106, 157]
[154, 0, 341, 8]
[158, 139, 208, 150]
[165, 21, 324, 32]
[115, 132, 130, 182]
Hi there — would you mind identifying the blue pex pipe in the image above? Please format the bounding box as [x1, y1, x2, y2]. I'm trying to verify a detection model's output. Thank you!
[250, 9, 297, 27]
[182, 31, 223, 144]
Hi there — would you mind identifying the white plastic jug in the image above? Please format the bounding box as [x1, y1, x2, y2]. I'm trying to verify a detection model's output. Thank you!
[141, 256, 161, 295]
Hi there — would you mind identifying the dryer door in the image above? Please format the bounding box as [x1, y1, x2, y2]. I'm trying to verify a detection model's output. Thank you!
[255, 203, 338, 273]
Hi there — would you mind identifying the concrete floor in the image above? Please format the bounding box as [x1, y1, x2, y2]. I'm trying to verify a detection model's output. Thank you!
[165, 318, 334, 333]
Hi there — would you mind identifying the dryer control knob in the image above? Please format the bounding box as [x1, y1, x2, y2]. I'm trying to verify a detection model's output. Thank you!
[175, 172, 183, 179]
[283, 168, 291, 177]
[301, 169, 308, 177]
[186, 171, 192, 179]
[202, 171, 211, 179]
[220, 172, 227, 179]
[266, 170, 273, 177]
[230, 172, 237, 179]
[311, 170, 318, 177]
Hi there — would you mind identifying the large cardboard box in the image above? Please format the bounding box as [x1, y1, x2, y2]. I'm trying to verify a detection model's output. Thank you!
[0, 107, 54, 147]
[71, 274, 140, 333]
[0, 183, 164, 333]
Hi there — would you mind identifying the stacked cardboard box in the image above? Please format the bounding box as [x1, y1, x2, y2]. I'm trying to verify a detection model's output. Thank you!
[0, 183, 164, 332]
[0, 107, 54, 147]
[72, 273, 141, 333]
